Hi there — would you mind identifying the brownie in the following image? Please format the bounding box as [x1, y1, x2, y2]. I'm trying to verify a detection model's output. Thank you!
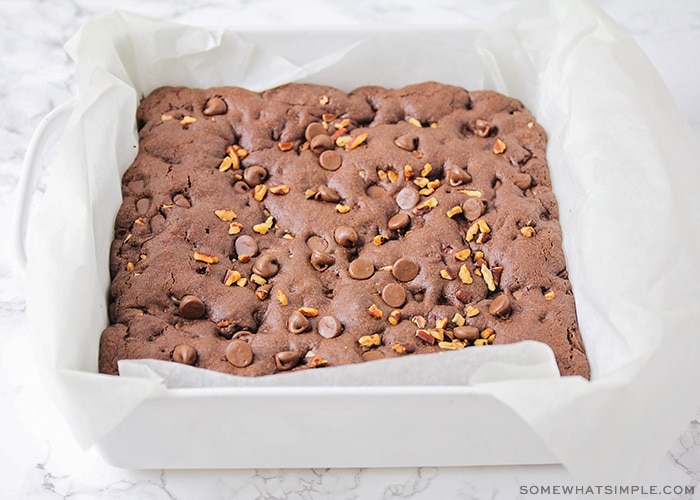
[98, 82, 590, 378]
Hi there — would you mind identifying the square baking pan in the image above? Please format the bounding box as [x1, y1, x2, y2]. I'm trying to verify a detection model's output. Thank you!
[15, 4, 700, 475]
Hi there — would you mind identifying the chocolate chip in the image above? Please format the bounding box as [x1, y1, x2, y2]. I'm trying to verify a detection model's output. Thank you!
[362, 350, 384, 361]
[318, 315, 343, 338]
[310, 134, 334, 154]
[381, 283, 406, 308]
[173, 193, 191, 208]
[305, 122, 326, 142]
[233, 181, 250, 193]
[319, 150, 342, 171]
[391, 258, 419, 282]
[128, 179, 145, 193]
[315, 185, 341, 203]
[445, 166, 472, 186]
[334, 226, 358, 248]
[366, 185, 386, 198]
[306, 235, 328, 252]
[274, 350, 302, 371]
[348, 258, 374, 280]
[172, 344, 198, 365]
[136, 197, 151, 214]
[244, 165, 268, 186]
[202, 96, 228, 116]
[396, 187, 420, 209]
[252, 252, 280, 278]
[462, 198, 485, 221]
[394, 134, 417, 151]
[488, 294, 512, 318]
[310, 250, 335, 271]
[387, 212, 410, 231]
[474, 119, 495, 138]
[179, 295, 206, 319]
[235, 235, 259, 257]
[225, 339, 254, 367]
[150, 214, 165, 232]
[453, 325, 480, 342]
[287, 310, 311, 334]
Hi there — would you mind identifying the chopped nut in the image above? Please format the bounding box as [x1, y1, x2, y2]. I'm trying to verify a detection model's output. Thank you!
[215, 209, 237, 221]
[415, 197, 438, 212]
[278, 141, 294, 152]
[336, 135, 351, 148]
[420, 163, 432, 177]
[481, 263, 496, 292]
[307, 354, 329, 368]
[460, 189, 483, 197]
[413, 177, 430, 188]
[418, 187, 434, 196]
[474, 338, 489, 346]
[487, 333, 496, 343]
[368, 303, 384, 319]
[544, 289, 556, 301]
[276, 289, 288, 305]
[466, 305, 480, 317]
[223, 269, 242, 286]
[161, 114, 173, 121]
[430, 122, 438, 129]
[407, 117, 422, 128]
[373, 234, 389, 246]
[304, 188, 316, 199]
[520, 226, 536, 238]
[125, 262, 135, 272]
[455, 289, 470, 303]
[282, 233, 294, 240]
[193, 251, 218, 264]
[236, 277, 248, 287]
[392, 342, 413, 354]
[346, 132, 368, 150]
[228, 222, 244, 235]
[438, 340, 466, 350]
[454, 248, 471, 261]
[477, 219, 491, 234]
[377, 169, 388, 181]
[235, 147, 248, 159]
[335, 204, 351, 214]
[388, 309, 402, 326]
[255, 284, 271, 300]
[411, 315, 427, 328]
[218, 156, 234, 172]
[319, 95, 329, 105]
[253, 222, 270, 234]
[336, 118, 351, 129]
[428, 328, 444, 342]
[427, 179, 441, 189]
[237, 254, 251, 263]
[493, 138, 507, 154]
[250, 273, 267, 286]
[216, 320, 231, 328]
[446, 206, 463, 218]
[180, 116, 197, 126]
[473, 250, 485, 262]
[458, 264, 473, 284]
[123, 233, 133, 243]
[415, 329, 435, 345]
[133, 217, 145, 226]
[466, 222, 480, 242]
[435, 317, 448, 330]
[403, 164, 415, 180]
[527, 121, 535, 129]
[358, 333, 382, 347]
[322, 113, 336, 122]
[440, 267, 456, 280]
[298, 306, 319, 317]
[269, 184, 290, 195]
[480, 327, 495, 340]
[358, 170, 367, 179]
[330, 127, 347, 141]
[452, 312, 466, 327]
[387, 170, 399, 183]
[253, 184, 268, 202]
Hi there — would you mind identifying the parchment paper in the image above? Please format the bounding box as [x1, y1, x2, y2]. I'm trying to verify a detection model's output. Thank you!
[23, 0, 700, 486]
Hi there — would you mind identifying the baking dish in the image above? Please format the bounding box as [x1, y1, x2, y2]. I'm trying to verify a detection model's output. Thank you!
[14, 0, 700, 480]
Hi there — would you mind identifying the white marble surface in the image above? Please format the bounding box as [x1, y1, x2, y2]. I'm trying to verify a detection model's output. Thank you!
[1, 0, 700, 498]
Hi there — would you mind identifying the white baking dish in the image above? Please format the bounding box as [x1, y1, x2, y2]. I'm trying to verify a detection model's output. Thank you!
[15, 0, 700, 479]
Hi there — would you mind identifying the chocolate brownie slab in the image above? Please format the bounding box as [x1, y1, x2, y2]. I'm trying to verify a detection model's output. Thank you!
[99, 82, 589, 378]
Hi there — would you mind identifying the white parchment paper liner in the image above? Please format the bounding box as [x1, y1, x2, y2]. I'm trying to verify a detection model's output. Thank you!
[23, 0, 700, 485]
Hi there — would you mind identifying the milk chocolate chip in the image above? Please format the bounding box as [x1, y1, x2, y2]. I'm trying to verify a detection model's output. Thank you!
[318, 315, 343, 338]
[306, 235, 329, 252]
[288, 310, 311, 334]
[225, 339, 254, 367]
[173, 193, 191, 208]
[334, 226, 358, 248]
[474, 119, 495, 138]
[315, 185, 341, 203]
[387, 212, 410, 231]
[381, 283, 406, 308]
[396, 187, 420, 209]
[445, 166, 472, 186]
[172, 344, 198, 365]
[235, 235, 259, 257]
[310, 134, 334, 154]
[453, 325, 480, 342]
[394, 134, 417, 151]
[462, 198, 485, 221]
[310, 250, 335, 271]
[252, 252, 280, 278]
[179, 295, 206, 319]
[305, 122, 326, 141]
[348, 258, 374, 280]
[244, 166, 268, 187]
[392, 258, 419, 282]
[203, 96, 228, 116]
[136, 197, 150, 214]
[488, 294, 512, 318]
[319, 150, 342, 171]
[274, 351, 302, 371]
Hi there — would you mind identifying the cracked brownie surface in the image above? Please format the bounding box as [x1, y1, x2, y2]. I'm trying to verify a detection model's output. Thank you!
[99, 81, 590, 378]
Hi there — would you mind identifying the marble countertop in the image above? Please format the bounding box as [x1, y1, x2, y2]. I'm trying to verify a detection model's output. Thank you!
[1, 0, 699, 498]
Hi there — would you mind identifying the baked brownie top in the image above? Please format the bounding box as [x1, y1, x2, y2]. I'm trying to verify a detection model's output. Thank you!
[99, 82, 589, 378]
